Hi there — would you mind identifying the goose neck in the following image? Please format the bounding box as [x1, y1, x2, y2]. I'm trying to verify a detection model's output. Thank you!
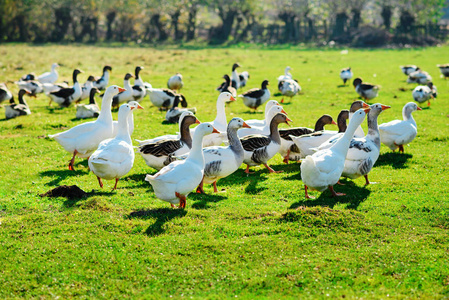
[179, 120, 193, 148]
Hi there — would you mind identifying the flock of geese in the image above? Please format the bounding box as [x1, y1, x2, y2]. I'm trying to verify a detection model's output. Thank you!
[0, 61, 447, 208]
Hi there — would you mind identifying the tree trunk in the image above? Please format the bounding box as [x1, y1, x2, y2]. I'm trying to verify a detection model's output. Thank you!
[381, 6, 392, 30]
[217, 8, 237, 42]
[106, 11, 116, 41]
[151, 14, 168, 41]
[52, 6, 72, 42]
[16, 14, 29, 42]
[397, 10, 415, 34]
[333, 12, 348, 38]
[171, 10, 183, 41]
[350, 9, 361, 30]
[186, 5, 198, 41]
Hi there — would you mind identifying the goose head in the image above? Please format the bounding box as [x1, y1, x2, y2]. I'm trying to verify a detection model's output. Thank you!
[128, 100, 144, 110]
[271, 113, 292, 126]
[350, 100, 370, 112]
[265, 100, 280, 111]
[232, 63, 240, 71]
[178, 94, 188, 108]
[180, 111, 200, 127]
[124, 73, 134, 81]
[348, 108, 370, 129]
[52, 63, 60, 70]
[87, 75, 95, 82]
[368, 103, 390, 119]
[218, 92, 235, 104]
[135, 66, 143, 78]
[228, 117, 251, 130]
[285, 66, 292, 74]
[18, 89, 31, 98]
[103, 65, 112, 73]
[73, 69, 83, 83]
[267, 105, 287, 121]
[261, 80, 269, 89]
[353, 77, 362, 88]
[89, 87, 99, 98]
[404, 102, 422, 114]
[195, 123, 220, 137]
[223, 74, 231, 84]
[104, 85, 126, 98]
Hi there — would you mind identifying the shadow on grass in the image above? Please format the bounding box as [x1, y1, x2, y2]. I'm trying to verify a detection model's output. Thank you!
[62, 190, 115, 207]
[40, 169, 89, 186]
[189, 192, 228, 209]
[127, 208, 187, 236]
[122, 173, 148, 188]
[337, 84, 348, 88]
[244, 172, 269, 194]
[376, 152, 412, 169]
[290, 182, 371, 210]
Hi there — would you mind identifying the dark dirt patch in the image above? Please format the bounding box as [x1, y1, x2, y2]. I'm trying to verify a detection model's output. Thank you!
[40, 185, 87, 199]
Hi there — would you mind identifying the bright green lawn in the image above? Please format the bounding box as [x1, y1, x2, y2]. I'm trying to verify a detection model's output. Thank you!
[0, 44, 448, 298]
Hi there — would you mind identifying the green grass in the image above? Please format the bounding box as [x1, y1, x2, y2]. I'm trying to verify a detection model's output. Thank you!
[1, 44, 449, 298]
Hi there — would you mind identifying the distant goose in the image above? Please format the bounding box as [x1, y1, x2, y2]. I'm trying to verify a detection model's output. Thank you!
[245, 100, 280, 129]
[412, 82, 437, 107]
[340, 67, 353, 85]
[231, 63, 241, 89]
[5, 89, 31, 119]
[277, 66, 292, 82]
[0, 83, 13, 104]
[112, 73, 134, 108]
[37, 63, 59, 84]
[16, 80, 43, 97]
[353, 77, 379, 101]
[437, 64, 449, 78]
[76, 88, 100, 119]
[278, 79, 301, 103]
[239, 80, 270, 111]
[80, 75, 95, 101]
[238, 71, 250, 88]
[216, 74, 237, 98]
[20, 73, 35, 82]
[132, 66, 146, 101]
[400, 65, 419, 76]
[167, 73, 183, 91]
[48, 69, 83, 107]
[165, 95, 196, 124]
[237, 105, 287, 138]
[407, 69, 432, 84]
[93, 65, 112, 90]
[148, 88, 187, 110]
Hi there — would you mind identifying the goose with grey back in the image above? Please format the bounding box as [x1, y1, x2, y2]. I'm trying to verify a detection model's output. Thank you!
[353, 77, 379, 101]
[412, 82, 437, 107]
[400, 65, 419, 76]
[341, 103, 391, 185]
[300, 108, 370, 199]
[437, 64, 449, 78]
[379, 102, 421, 153]
[167, 73, 183, 92]
[241, 113, 291, 174]
[239, 80, 270, 111]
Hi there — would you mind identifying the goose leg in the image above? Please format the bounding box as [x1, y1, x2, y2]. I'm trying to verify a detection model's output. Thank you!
[398, 145, 404, 153]
[281, 98, 284, 103]
[68, 150, 78, 171]
[328, 185, 346, 197]
[244, 165, 254, 174]
[112, 178, 119, 190]
[337, 180, 345, 185]
[175, 192, 186, 209]
[196, 177, 205, 194]
[304, 185, 315, 199]
[364, 175, 374, 186]
[96, 176, 103, 188]
[283, 150, 290, 164]
[213, 181, 219, 193]
[427, 100, 431, 106]
[264, 163, 283, 173]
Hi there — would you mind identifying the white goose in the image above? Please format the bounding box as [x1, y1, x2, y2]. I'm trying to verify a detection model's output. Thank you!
[112, 100, 141, 137]
[49, 85, 124, 170]
[190, 92, 235, 147]
[76, 88, 100, 119]
[279, 114, 337, 163]
[89, 102, 143, 190]
[0, 83, 13, 104]
[5, 89, 31, 119]
[300, 108, 370, 199]
[146, 123, 219, 209]
[241, 113, 291, 174]
[277, 66, 292, 82]
[48, 69, 83, 107]
[93, 65, 112, 90]
[379, 102, 421, 153]
[167, 73, 183, 91]
[412, 82, 437, 107]
[341, 103, 390, 185]
[245, 100, 279, 128]
[239, 80, 270, 111]
[139, 112, 200, 170]
[112, 73, 134, 108]
[37, 63, 59, 84]
[132, 66, 146, 101]
[237, 105, 287, 138]
[340, 67, 353, 85]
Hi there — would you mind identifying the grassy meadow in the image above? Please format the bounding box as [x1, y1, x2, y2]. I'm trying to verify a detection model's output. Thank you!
[0, 44, 449, 298]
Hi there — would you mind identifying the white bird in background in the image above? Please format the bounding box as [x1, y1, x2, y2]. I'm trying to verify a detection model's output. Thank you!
[167, 73, 183, 92]
[340, 67, 353, 85]
[37, 63, 59, 84]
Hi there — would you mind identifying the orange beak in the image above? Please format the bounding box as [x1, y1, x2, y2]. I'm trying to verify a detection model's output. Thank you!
[137, 104, 144, 109]
[364, 108, 371, 113]
[281, 109, 288, 115]
[362, 102, 370, 109]
[285, 117, 293, 126]
[195, 119, 201, 124]
[381, 105, 391, 111]
[417, 107, 422, 111]
[118, 87, 126, 93]
[212, 127, 220, 134]
[230, 96, 236, 102]
[242, 122, 251, 128]
[331, 120, 337, 125]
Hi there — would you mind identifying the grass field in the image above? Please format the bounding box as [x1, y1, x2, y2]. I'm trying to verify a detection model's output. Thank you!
[0, 44, 449, 298]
